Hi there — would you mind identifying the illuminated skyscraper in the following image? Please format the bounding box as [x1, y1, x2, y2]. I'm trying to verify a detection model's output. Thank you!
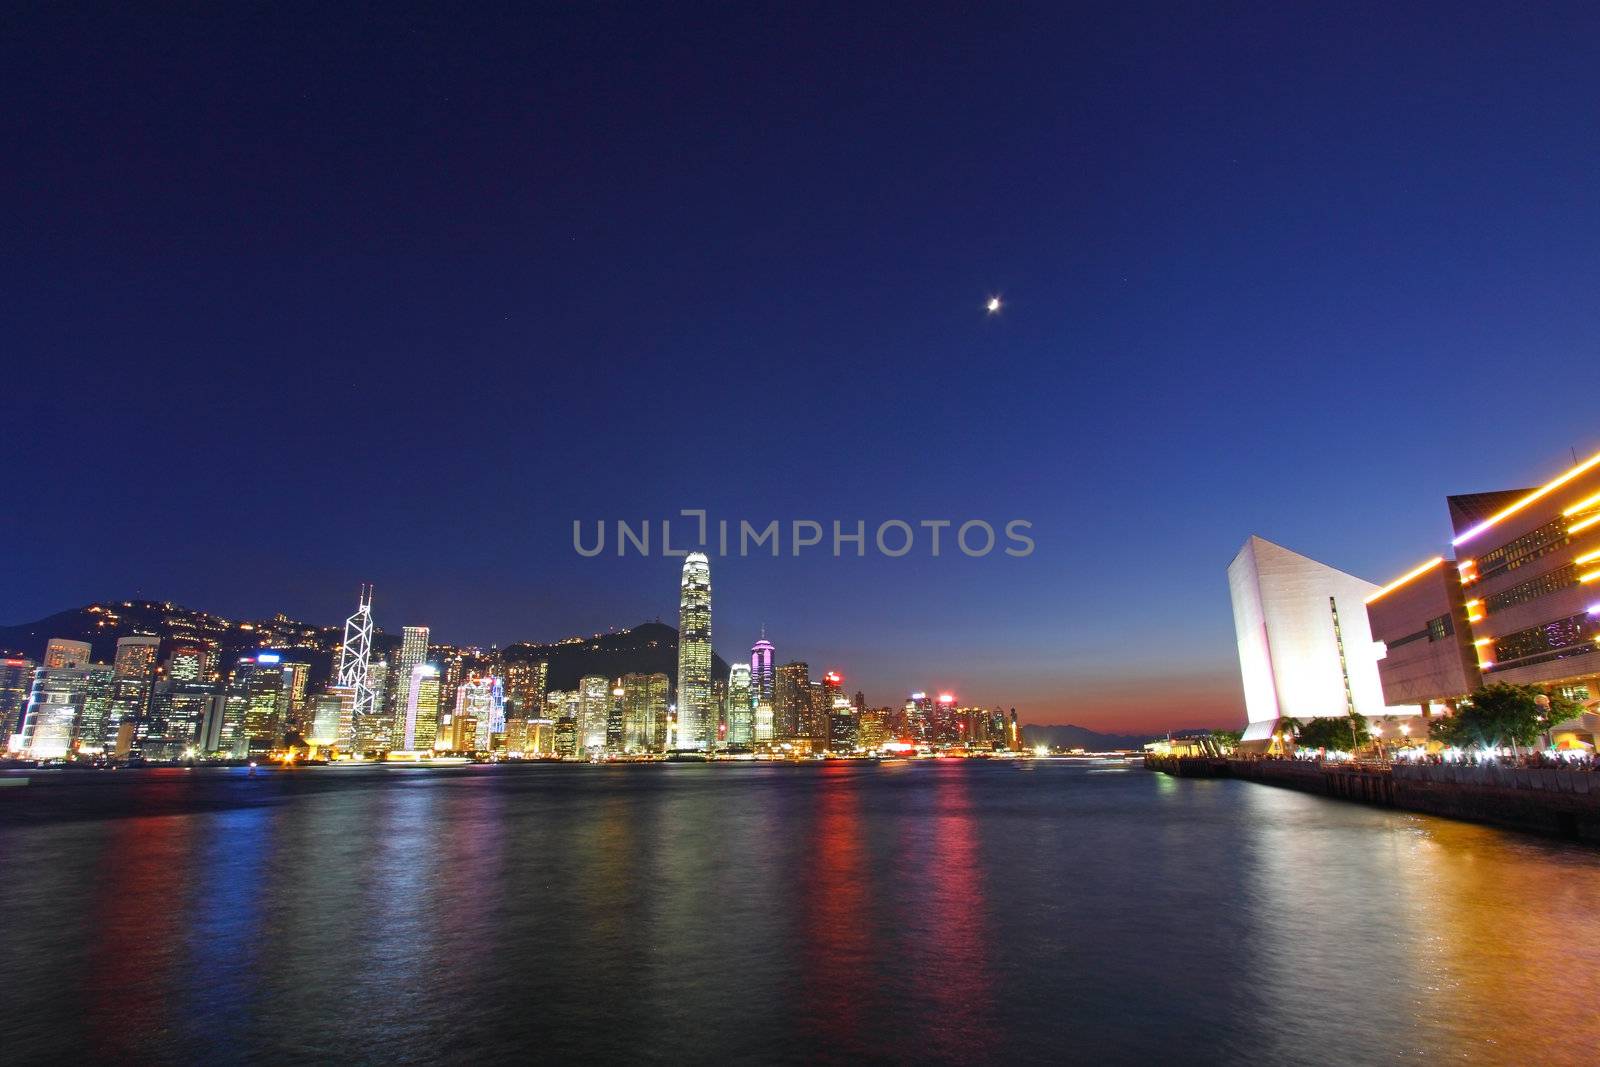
[607, 684, 626, 752]
[620, 672, 669, 752]
[281, 661, 310, 735]
[906, 692, 933, 744]
[554, 716, 578, 758]
[106, 634, 160, 744]
[336, 585, 376, 752]
[753, 702, 775, 743]
[726, 663, 753, 747]
[221, 654, 287, 756]
[18, 667, 91, 758]
[828, 697, 857, 753]
[397, 625, 430, 678]
[0, 657, 36, 747]
[504, 655, 548, 734]
[858, 706, 888, 749]
[164, 640, 212, 683]
[501, 654, 546, 755]
[818, 671, 843, 746]
[73, 664, 116, 750]
[477, 675, 505, 750]
[113, 635, 160, 675]
[454, 675, 505, 751]
[360, 660, 392, 751]
[146, 680, 219, 758]
[328, 685, 357, 752]
[675, 553, 713, 750]
[43, 639, 91, 670]
[750, 634, 775, 709]
[307, 691, 347, 749]
[578, 674, 611, 753]
[808, 681, 828, 746]
[401, 664, 440, 750]
[710, 677, 728, 749]
[436, 649, 466, 720]
[933, 692, 959, 743]
[525, 715, 556, 756]
[775, 662, 811, 742]
[389, 625, 430, 740]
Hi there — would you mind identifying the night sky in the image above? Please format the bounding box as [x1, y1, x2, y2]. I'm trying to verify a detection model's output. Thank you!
[5, 3, 1599, 730]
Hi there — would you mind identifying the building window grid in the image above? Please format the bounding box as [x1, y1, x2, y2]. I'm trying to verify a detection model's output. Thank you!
[1476, 518, 1571, 583]
[1483, 610, 1599, 673]
[1482, 563, 1578, 615]
[1483, 644, 1597, 674]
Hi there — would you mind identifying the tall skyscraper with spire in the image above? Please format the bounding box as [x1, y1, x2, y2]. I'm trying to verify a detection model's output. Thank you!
[336, 584, 376, 753]
[675, 553, 712, 750]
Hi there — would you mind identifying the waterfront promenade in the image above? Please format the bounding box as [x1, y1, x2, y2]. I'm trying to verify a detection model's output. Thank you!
[1146, 756, 1600, 843]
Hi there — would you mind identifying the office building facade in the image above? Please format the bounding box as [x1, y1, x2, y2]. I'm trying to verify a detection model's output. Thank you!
[1367, 450, 1600, 728]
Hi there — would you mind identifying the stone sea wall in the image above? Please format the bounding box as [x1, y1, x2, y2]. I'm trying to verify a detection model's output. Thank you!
[1145, 756, 1600, 843]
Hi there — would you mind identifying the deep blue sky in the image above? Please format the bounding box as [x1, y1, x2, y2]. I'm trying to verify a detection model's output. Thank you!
[4, 3, 1598, 729]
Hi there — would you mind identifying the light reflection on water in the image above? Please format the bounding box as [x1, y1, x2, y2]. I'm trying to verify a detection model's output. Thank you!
[2, 761, 1598, 1065]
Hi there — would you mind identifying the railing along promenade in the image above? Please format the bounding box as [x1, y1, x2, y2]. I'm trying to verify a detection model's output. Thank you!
[1144, 755, 1600, 843]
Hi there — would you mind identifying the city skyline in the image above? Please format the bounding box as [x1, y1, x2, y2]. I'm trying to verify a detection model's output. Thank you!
[3, 541, 1039, 762]
[6, 6, 1600, 1064]
[6, 6, 1600, 734]
[1, 566, 1035, 757]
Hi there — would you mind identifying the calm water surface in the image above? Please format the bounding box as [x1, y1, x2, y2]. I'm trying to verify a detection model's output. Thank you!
[2, 760, 1598, 1065]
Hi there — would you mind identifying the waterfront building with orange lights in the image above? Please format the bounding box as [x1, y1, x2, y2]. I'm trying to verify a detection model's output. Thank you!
[1366, 449, 1600, 739]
